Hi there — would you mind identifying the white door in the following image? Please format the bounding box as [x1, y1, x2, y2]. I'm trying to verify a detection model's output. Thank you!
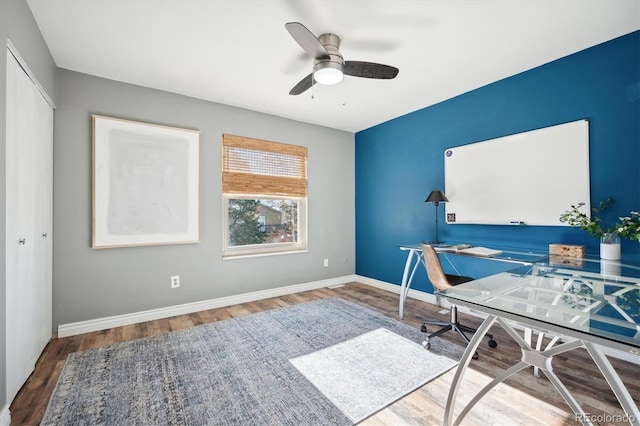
[5, 47, 53, 404]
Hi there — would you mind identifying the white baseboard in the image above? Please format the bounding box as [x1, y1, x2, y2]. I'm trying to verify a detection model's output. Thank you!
[355, 274, 467, 314]
[354, 274, 439, 305]
[58, 275, 358, 337]
[0, 405, 10, 426]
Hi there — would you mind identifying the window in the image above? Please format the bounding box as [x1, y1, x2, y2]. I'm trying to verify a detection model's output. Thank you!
[222, 134, 307, 257]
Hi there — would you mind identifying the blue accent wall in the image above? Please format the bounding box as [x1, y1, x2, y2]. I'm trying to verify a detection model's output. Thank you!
[355, 31, 640, 293]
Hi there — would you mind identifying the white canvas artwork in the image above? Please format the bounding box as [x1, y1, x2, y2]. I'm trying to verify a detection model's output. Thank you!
[92, 115, 200, 248]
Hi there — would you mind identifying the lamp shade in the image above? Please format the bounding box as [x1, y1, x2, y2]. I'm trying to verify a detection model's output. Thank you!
[425, 190, 449, 204]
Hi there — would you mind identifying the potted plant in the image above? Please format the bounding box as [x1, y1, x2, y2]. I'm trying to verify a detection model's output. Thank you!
[560, 198, 640, 260]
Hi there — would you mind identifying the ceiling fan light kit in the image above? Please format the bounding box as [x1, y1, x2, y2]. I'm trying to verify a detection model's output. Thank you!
[285, 22, 398, 95]
[314, 62, 343, 85]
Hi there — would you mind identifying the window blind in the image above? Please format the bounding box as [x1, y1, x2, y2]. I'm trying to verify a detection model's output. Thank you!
[222, 134, 307, 197]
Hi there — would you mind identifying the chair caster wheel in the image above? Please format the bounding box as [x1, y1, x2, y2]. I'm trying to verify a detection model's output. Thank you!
[472, 352, 479, 360]
[420, 324, 427, 333]
[422, 340, 431, 349]
[488, 339, 498, 348]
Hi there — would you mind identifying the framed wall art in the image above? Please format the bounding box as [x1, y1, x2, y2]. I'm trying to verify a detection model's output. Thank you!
[92, 115, 200, 248]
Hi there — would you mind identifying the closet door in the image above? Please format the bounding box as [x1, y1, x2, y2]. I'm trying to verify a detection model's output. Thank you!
[5, 48, 53, 404]
[33, 70, 53, 363]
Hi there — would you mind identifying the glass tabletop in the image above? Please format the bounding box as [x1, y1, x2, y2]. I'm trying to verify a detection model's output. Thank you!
[439, 260, 640, 350]
[399, 243, 550, 264]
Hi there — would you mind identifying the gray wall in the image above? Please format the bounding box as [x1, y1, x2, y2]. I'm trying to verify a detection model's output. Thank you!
[0, 0, 57, 411]
[53, 69, 355, 329]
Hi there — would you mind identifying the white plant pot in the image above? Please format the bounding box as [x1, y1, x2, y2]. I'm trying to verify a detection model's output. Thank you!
[600, 242, 621, 260]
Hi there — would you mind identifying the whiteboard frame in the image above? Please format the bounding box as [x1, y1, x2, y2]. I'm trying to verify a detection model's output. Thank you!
[444, 119, 590, 226]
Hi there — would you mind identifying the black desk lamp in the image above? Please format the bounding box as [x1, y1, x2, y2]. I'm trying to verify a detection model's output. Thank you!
[425, 190, 448, 245]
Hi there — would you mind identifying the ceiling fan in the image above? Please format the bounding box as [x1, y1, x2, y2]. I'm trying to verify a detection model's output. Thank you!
[285, 22, 399, 95]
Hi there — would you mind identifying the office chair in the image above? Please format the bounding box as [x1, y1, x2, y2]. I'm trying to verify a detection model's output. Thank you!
[419, 242, 497, 359]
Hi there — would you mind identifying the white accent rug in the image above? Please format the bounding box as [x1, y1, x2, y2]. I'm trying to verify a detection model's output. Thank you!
[290, 327, 458, 423]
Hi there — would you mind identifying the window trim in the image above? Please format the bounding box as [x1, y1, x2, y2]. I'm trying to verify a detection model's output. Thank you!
[221, 134, 308, 258]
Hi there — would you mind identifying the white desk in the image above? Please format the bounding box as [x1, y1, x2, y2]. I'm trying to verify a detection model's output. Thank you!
[440, 260, 640, 426]
[397, 244, 547, 319]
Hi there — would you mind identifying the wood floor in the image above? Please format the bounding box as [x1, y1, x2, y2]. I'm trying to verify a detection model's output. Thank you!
[10, 282, 639, 425]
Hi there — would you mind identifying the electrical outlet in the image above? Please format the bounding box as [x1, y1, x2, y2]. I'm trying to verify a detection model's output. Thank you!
[323, 258, 329, 267]
[171, 275, 180, 288]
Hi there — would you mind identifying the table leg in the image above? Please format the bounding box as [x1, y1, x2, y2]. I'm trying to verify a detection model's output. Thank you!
[584, 342, 640, 426]
[444, 314, 497, 426]
[496, 318, 595, 425]
[399, 249, 421, 319]
[445, 315, 603, 426]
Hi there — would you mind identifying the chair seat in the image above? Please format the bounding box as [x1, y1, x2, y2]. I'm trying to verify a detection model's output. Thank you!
[444, 274, 474, 286]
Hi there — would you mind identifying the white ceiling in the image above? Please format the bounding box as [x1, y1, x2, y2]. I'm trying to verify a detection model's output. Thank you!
[26, 0, 640, 133]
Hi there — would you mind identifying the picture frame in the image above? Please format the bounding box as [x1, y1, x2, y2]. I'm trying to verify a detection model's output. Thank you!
[92, 115, 200, 248]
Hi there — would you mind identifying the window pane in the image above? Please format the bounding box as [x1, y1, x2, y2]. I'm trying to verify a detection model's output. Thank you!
[227, 199, 299, 247]
[226, 147, 303, 178]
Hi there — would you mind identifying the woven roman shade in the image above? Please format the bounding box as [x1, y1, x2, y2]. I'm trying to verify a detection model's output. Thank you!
[222, 134, 307, 197]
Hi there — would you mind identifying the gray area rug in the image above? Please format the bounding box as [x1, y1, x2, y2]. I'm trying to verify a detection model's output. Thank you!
[42, 297, 463, 425]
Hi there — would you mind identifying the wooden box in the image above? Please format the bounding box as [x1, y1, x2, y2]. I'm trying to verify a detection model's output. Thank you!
[549, 244, 585, 258]
[549, 244, 585, 266]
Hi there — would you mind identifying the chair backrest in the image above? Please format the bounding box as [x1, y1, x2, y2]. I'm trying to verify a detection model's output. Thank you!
[420, 242, 453, 291]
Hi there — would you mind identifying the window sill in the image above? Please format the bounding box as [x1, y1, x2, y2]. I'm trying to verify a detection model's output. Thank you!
[222, 249, 309, 261]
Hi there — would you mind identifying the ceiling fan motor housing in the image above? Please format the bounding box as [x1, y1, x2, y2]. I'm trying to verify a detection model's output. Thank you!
[313, 33, 344, 85]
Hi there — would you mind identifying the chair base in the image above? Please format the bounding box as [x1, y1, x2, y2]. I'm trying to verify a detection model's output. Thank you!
[420, 306, 497, 360]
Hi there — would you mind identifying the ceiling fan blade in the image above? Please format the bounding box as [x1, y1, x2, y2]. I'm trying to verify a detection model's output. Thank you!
[285, 22, 330, 59]
[344, 61, 399, 79]
[289, 73, 316, 95]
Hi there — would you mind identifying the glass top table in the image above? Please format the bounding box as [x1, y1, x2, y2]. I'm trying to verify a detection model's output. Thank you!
[397, 243, 549, 319]
[439, 258, 640, 426]
[441, 260, 640, 351]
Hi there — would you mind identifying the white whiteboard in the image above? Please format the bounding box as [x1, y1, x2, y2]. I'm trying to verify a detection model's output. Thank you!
[444, 119, 590, 226]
